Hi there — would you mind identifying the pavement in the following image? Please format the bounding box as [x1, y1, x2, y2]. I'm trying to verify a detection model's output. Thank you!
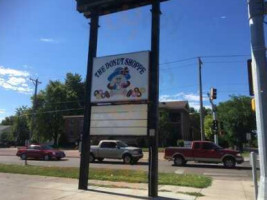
[0, 172, 255, 200]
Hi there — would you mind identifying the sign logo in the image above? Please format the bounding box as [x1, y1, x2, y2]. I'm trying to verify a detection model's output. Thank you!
[91, 51, 149, 102]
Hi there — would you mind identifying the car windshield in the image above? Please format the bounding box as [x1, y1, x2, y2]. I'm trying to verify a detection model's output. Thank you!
[42, 145, 54, 150]
[213, 144, 223, 149]
[117, 141, 128, 148]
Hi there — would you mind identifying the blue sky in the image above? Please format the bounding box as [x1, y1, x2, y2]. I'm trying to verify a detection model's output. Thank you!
[0, 0, 257, 121]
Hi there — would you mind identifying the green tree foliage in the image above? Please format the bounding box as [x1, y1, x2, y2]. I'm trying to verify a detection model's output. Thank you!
[1, 116, 15, 125]
[159, 111, 177, 147]
[33, 73, 85, 146]
[204, 114, 213, 140]
[11, 106, 30, 145]
[217, 95, 256, 151]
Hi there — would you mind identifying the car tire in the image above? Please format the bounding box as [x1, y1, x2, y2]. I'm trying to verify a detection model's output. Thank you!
[44, 155, 50, 161]
[123, 154, 132, 164]
[89, 153, 95, 163]
[97, 158, 104, 162]
[174, 156, 185, 166]
[20, 154, 27, 160]
[223, 157, 236, 168]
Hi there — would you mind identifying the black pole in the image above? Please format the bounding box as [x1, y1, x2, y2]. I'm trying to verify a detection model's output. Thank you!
[78, 12, 99, 190]
[148, 0, 160, 197]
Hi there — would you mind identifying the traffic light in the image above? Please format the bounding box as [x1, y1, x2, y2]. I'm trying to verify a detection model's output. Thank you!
[247, 59, 254, 96]
[251, 98, 256, 111]
[212, 120, 218, 131]
[210, 88, 217, 100]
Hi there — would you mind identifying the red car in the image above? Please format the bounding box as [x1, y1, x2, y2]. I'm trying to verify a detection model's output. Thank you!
[16, 144, 65, 161]
[164, 141, 244, 168]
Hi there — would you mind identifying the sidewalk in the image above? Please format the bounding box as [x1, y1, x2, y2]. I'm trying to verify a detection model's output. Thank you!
[0, 173, 254, 200]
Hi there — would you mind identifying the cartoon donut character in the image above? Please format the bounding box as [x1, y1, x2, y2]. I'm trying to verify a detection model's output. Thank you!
[107, 67, 131, 90]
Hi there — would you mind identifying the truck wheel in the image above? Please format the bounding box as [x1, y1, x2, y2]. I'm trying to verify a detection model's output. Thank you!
[89, 153, 95, 163]
[223, 157, 236, 168]
[174, 156, 185, 166]
[97, 158, 104, 162]
[123, 154, 132, 164]
[20, 154, 27, 160]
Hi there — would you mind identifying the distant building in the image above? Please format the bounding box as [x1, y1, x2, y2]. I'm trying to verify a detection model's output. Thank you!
[0, 125, 11, 139]
[63, 101, 192, 146]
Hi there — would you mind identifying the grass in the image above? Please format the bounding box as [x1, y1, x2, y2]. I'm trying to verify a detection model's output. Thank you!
[0, 164, 211, 188]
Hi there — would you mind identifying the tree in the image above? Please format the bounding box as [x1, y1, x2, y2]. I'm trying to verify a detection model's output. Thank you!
[11, 106, 31, 145]
[1, 116, 15, 125]
[217, 95, 256, 151]
[33, 73, 85, 146]
[204, 114, 213, 140]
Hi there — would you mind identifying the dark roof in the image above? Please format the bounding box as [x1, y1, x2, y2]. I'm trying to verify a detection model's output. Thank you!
[0, 125, 11, 134]
[76, 0, 169, 18]
[159, 101, 189, 111]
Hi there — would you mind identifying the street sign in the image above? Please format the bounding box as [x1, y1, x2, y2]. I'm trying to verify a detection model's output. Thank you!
[91, 51, 149, 103]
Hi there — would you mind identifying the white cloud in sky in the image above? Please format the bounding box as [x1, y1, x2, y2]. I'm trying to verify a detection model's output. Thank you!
[159, 92, 210, 110]
[0, 66, 32, 94]
[40, 38, 57, 43]
[0, 109, 5, 114]
[220, 16, 227, 19]
[0, 66, 29, 77]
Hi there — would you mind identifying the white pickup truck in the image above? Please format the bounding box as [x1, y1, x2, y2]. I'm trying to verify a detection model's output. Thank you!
[90, 140, 143, 164]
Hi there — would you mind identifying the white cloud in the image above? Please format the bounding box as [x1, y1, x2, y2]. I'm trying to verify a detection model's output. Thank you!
[0, 109, 5, 114]
[0, 66, 29, 77]
[40, 38, 57, 43]
[7, 77, 27, 86]
[0, 66, 32, 94]
[220, 16, 227, 19]
[159, 92, 210, 110]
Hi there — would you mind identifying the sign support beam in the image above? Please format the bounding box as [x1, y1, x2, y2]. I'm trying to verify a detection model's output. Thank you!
[78, 11, 99, 190]
[148, 0, 161, 197]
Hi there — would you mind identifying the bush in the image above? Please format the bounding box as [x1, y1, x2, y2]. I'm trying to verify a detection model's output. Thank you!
[177, 140, 184, 147]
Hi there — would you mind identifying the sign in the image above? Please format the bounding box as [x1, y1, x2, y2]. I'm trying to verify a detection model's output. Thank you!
[90, 104, 148, 136]
[91, 51, 149, 103]
[76, 0, 169, 18]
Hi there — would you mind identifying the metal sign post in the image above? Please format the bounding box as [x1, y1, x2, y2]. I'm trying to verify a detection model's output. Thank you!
[78, 11, 99, 190]
[148, 0, 160, 197]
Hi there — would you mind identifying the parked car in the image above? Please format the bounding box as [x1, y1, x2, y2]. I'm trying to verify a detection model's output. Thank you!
[90, 140, 143, 164]
[164, 141, 244, 168]
[16, 144, 65, 161]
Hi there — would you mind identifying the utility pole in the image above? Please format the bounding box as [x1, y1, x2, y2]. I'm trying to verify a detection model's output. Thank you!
[248, 0, 267, 199]
[30, 78, 41, 142]
[198, 57, 205, 141]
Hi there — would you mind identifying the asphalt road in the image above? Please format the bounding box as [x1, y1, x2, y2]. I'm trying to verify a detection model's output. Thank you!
[0, 154, 257, 181]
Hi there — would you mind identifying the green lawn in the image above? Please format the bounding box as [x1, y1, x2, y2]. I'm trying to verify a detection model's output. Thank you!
[0, 164, 211, 188]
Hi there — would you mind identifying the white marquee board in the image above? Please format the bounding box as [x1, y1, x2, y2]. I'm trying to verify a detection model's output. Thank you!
[90, 104, 148, 136]
[91, 51, 149, 103]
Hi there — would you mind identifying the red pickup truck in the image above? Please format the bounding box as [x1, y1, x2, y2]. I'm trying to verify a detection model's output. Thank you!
[164, 141, 244, 168]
